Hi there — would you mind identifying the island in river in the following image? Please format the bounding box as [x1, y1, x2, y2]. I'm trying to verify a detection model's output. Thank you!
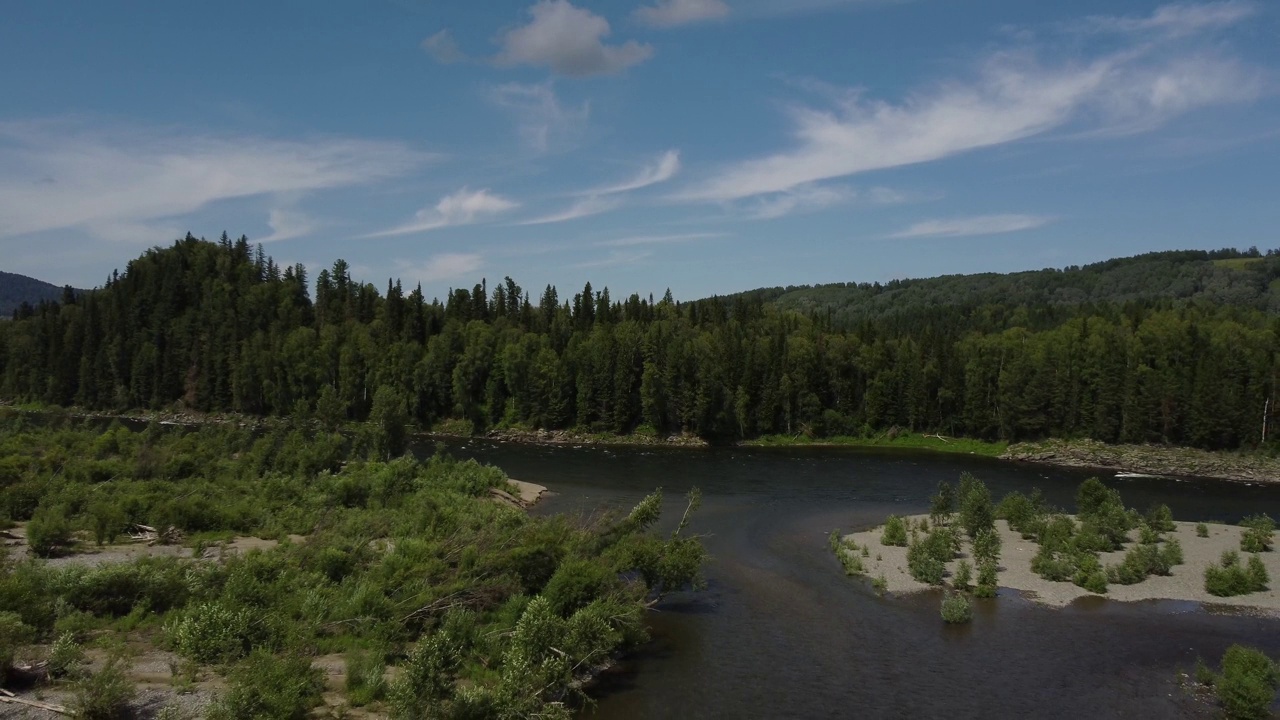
[839, 515, 1280, 613]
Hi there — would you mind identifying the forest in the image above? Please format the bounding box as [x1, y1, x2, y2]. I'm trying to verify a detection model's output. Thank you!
[3, 234, 1280, 451]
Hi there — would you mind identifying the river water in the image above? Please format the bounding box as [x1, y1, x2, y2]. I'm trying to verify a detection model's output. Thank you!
[436, 440, 1280, 720]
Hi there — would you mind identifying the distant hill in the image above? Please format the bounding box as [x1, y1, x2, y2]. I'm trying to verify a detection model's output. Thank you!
[711, 248, 1280, 330]
[0, 271, 76, 316]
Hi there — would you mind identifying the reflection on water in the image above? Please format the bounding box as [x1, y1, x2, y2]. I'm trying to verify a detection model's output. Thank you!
[432, 440, 1280, 719]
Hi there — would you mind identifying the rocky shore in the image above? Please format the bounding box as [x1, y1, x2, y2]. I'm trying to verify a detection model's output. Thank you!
[1002, 439, 1280, 485]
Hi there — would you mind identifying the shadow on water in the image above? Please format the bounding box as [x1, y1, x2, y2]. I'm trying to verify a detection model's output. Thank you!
[431, 439, 1280, 719]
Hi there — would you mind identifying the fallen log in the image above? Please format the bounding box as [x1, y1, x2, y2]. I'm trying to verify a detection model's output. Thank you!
[0, 695, 75, 716]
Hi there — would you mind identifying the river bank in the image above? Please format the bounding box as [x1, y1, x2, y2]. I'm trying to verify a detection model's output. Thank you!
[1002, 439, 1280, 485]
[839, 515, 1280, 614]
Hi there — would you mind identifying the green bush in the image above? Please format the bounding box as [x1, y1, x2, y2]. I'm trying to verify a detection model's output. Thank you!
[974, 560, 999, 598]
[940, 592, 972, 624]
[906, 528, 954, 585]
[1205, 551, 1269, 597]
[71, 654, 136, 720]
[48, 631, 87, 678]
[1145, 504, 1176, 532]
[1106, 541, 1182, 586]
[1240, 515, 1275, 553]
[207, 652, 324, 720]
[972, 527, 1001, 565]
[1197, 523, 1210, 538]
[957, 473, 994, 539]
[1213, 645, 1280, 720]
[166, 602, 255, 664]
[345, 649, 387, 707]
[27, 506, 74, 557]
[929, 481, 955, 525]
[880, 515, 908, 547]
[0, 611, 33, 681]
[952, 560, 972, 591]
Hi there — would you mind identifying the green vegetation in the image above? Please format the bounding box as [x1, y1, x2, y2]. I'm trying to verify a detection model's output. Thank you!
[746, 433, 1007, 456]
[880, 515, 908, 547]
[0, 416, 706, 717]
[940, 592, 973, 624]
[907, 527, 957, 586]
[1205, 551, 1270, 597]
[1196, 645, 1280, 720]
[6, 238, 1280, 451]
[1197, 523, 1210, 538]
[1239, 514, 1275, 553]
[974, 560, 999, 598]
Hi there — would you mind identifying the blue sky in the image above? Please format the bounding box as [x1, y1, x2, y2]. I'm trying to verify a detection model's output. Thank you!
[2, 0, 1278, 300]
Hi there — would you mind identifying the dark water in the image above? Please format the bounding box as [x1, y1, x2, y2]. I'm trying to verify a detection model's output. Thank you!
[433, 440, 1280, 720]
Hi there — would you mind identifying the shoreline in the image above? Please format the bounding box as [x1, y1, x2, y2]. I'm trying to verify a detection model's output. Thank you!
[838, 516, 1280, 615]
[5, 404, 1280, 485]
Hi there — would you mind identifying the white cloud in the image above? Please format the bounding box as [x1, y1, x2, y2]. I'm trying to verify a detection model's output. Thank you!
[597, 232, 724, 247]
[366, 188, 518, 238]
[743, 184, 859, 220]
[1082, 1, 1257, 38]
[888, 214, 1053, 239]
[634, 0, 730, 28]
[258, 207, 315, 244]
[396, 253, 485, 283]
[591, 150, 681, 195]
[487, 81, 589, 153]
[495, 0, 653, 77]
[681, 43, 1264, 201]
[422, 30, 466, 64]
[516, 195, 622, 225]
[572, 250, 652, 269]
[0, 120, 425, 241]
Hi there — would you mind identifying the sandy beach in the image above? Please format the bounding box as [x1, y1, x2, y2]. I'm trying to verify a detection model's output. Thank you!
[839, 515, 1280, 613]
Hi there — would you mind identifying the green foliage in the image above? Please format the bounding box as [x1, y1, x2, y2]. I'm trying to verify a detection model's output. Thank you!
[880, 515, 908, 547]
[27, 505, 74, 557]
[1144, 504, 1176, 533]
[166, 601, 256, 664]
[971, 527, 1002, 566]
[1105, 541, 1181, 586]
[952, 560, 972, 591]
[1197, 523, 1210, 538]
[367, 385, 409, 461]
[974, 560, 999, 598]
[929, 481, 955, 525]
[907, 527, 955, 586]
[48, 630, 87, 678]
[995, 489, 1048, 539]
[1208, 645, 1280, 720]
[1240, 514, 1275, 553]
[957, 473, 995, 540]
[346, 649, 387, 706]
[940, 592, 973, 624]
[1205, 551, 1270, 597]
[0, 611, 32, 681]
[71, 653, 136, 720]
[207, 652, 324, 720]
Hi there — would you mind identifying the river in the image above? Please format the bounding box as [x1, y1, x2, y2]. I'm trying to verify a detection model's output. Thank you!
[435, 439, 1280, 719]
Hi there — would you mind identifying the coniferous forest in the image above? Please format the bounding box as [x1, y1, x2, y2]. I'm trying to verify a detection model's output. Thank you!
[4, 234, 1280, 451]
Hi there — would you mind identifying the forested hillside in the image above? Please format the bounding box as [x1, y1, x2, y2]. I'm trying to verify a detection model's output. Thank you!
[2, 234, 1280, 451]
[0, 270, 74, 317]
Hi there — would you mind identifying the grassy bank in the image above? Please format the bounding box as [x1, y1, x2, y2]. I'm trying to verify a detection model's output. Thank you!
[744, 432, 1008, 457]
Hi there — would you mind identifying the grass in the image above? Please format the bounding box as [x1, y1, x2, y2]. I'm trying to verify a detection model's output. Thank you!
[744, 432, 1008, 457]
[1212, 257, 1265, 270]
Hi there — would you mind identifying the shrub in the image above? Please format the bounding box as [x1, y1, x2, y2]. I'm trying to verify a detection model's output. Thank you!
[1145, 504, 1176, 533]
[940, 592, 972, 624]
[207, 652, 324, 720]
[541, 560, 614, 617]
[880, 515, 908, 547]
[906, 527, 955, 586]
[1240, 515, 1275, 553]
[27, 506, 74, 557]
[71, 654, 136, 720]
[0, 611, 33, 682]
[929, 481, 955, 524]
[166, 602, 255, 664]
[1197, 523, 1210, 538]
[974, 560, 999, 598]
[972, 527, 1001, 565]
[1138, 524, 1162, 545]
[346, 649, 387, 706]
[49, 631, 87, 678]
[957, 473, 995, 539]
[1213, 645, 1280, 720]
[952, 560, 972, 590]
[1205, 551, 1269, 597]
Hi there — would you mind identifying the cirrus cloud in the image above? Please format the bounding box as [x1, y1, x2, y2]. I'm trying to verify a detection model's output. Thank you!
[365, 188, 518, 238]
[888, 214, 1053, 239]
[633, 0, 730, 28]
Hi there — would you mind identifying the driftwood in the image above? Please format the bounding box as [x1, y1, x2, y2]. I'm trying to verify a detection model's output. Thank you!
[924, 433, 952, 444]
[128, 524, 183, 546]
[0, 693, 74, 716]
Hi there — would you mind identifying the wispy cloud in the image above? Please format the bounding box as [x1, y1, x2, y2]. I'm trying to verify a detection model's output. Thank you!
[590, 150, 681, 195]
[515, 195, 622, 225]
[258, 207, 316, 243]
[596, 232, 724, 247]
[680, 4, 1266, 202]
[422, 29, 466, 63]
[487, 81, 589, 153]
[365, 188, 518, 238]
[633, 0, 730, 28]
[743, 184, 859, 220]
[1079, 1, 1257, 38]
[495, 0, 653, 77]
[0, 120, 425, 241]
[572, 249, 652, 269]
[395, 253, 485, 283]
[888, 214, 1053, 239]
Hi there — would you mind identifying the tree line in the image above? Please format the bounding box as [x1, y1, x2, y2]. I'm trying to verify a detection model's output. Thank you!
[2, 233, 1280, 450]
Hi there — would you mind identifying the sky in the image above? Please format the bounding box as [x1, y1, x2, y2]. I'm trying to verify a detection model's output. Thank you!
[2, 0, 1279, 301]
